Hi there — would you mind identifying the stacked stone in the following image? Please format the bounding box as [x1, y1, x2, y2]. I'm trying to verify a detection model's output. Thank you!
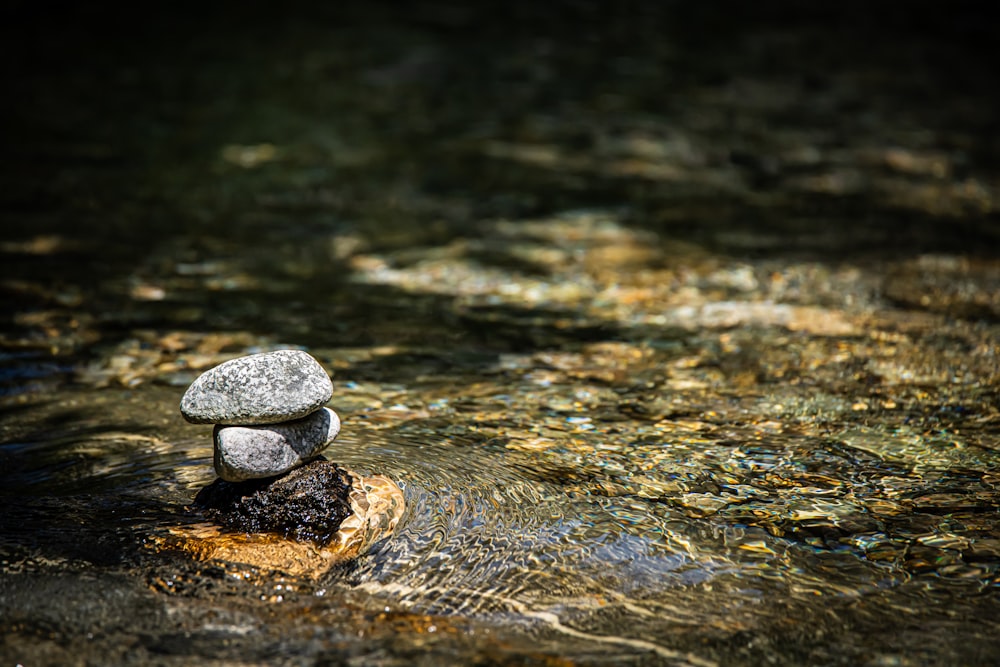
[180, 350, 340, 482]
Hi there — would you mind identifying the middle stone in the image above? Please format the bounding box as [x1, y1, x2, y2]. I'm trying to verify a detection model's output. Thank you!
[214, 407, 342, 482]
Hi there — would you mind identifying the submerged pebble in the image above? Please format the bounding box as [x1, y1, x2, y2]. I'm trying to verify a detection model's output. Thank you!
[180, 349, 333, 425]
[214, 407, 341, 482]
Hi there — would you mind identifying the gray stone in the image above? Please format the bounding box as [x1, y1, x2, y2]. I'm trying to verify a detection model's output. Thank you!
[180, 350, 333, 425]
[213, 407, 341, 482]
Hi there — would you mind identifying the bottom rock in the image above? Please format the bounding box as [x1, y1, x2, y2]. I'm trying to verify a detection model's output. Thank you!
[154, 461, 405, 578]
[196, 459, 355, 543]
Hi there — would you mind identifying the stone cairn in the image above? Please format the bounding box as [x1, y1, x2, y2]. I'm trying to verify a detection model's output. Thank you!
[169, 349, 404, 575]
[180, 349, 339, 481]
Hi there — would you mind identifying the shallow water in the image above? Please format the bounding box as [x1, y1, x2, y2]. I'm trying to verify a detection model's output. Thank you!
[3, 2, 1000, 665]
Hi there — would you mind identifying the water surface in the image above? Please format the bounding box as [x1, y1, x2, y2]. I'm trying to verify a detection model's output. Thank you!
[2, 2, 999, 665]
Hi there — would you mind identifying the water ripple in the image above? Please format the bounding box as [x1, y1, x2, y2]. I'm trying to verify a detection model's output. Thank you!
[327, 428, 721, 630]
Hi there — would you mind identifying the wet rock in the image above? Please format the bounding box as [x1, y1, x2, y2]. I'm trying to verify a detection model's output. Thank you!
[196, 459, 355, 542]
[213, 407, 341, 482]
[180, 349, 333, 425]
[153, 461, 406, 577]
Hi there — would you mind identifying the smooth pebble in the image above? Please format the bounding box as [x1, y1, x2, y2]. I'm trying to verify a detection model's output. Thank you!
[181, 349, 332, 425]
[214, 407, 341, 482]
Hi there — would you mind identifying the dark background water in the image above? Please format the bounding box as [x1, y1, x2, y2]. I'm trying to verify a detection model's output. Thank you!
[2, 2, 999, 665]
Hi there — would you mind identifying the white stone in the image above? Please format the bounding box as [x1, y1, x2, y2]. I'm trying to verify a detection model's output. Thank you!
[181, 350, 332, 425]
[213, 408, 341, 482]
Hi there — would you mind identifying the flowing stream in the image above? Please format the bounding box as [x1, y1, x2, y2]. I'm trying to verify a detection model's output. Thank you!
[2, 2, 999, 665]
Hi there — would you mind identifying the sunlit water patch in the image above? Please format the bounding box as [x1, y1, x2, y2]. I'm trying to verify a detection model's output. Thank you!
[300, 429, 761, 663]
[263, 395, 1000, 663]
[332, 431, 719, 595]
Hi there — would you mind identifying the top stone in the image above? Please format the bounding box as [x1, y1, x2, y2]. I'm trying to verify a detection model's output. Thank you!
[180, 350, 333, 425]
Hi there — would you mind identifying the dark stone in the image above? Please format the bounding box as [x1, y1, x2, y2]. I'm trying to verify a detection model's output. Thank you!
[194, 460, 353, 544]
